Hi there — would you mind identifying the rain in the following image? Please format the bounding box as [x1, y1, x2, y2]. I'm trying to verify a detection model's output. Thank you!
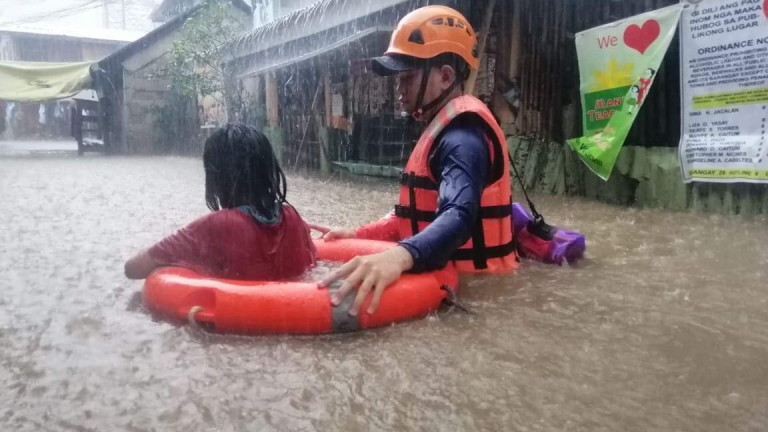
[1, 1, 768, 431]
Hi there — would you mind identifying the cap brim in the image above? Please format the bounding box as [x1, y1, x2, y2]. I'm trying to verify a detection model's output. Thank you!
[371, 54, 419, 76]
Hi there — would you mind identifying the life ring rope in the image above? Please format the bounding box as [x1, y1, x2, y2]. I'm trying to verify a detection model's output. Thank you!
[187, 305, 205, 327]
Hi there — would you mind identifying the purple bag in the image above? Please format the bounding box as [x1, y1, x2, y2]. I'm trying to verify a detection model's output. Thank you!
[512, 203, 586, 265]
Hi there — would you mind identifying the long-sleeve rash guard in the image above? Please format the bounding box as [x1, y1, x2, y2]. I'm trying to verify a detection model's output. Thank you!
[398, 115, 489, 272]
[352, 116, 491, 272]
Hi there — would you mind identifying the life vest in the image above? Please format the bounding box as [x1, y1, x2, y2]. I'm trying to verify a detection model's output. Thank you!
[395, 95, 518, 274]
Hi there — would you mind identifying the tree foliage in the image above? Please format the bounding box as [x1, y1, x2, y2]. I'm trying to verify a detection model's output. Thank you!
[166, 1, 244, 101]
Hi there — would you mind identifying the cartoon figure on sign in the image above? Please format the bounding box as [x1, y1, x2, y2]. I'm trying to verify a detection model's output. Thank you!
[625, 85, 640, 115]
[637, 68, 655, 105]
[626, 68, 655, 115]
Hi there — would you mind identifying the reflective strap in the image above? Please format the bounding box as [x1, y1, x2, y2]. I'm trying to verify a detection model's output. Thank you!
[425, 102, 453, 141]
[394, 204, 511, 223]
[451, 238, 517, 261]
[478, 205, 512, 219]
[426, 116, 444, 141]
[444, 101, 459, 121]
[394, 205, 436, 222]
[510, 196, 521, 263]
[469, 212, 488, 269]
[399, 171, 438, 191]
[407, 172, 420, 235]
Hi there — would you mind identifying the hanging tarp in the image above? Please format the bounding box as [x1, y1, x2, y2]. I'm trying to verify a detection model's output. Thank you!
[0, 61, 94, 102]
[567, 4, 684, 180]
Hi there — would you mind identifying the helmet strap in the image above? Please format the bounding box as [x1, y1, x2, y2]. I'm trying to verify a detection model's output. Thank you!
[408, 63, 431, 121]
[404, 63, 462, 122]
[419, 78, 459, 118]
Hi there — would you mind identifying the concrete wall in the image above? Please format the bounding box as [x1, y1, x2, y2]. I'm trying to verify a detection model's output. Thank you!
[118, 3, 250, 154]
[119, 25, 179, 154]
[0, 33, 125, 62]
[508, 138, 768, 215]
[81, 41, 124, 61]
[263, 125, 284, 162]
[0, 34, 14, 61]
[122, 61, 173, 154]
[233, 0, 410, 58]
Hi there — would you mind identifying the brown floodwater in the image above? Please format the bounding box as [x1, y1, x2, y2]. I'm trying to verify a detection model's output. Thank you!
[1, 143, 767, 431]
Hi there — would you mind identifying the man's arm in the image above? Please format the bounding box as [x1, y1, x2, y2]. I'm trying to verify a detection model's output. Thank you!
[398, 122, 489, 272]
[320, 119, 490, 315]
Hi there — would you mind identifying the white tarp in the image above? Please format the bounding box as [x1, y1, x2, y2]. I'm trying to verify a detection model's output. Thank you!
[0, 61, 93, 102]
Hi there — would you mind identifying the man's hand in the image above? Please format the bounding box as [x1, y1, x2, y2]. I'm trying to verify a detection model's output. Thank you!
[320, 246, 414, 316]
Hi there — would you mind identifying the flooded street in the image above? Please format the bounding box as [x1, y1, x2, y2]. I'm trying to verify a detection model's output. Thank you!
[2, 143, 768, 431]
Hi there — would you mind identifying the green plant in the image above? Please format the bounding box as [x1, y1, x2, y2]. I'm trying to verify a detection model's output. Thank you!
[166, 1, 244, 106]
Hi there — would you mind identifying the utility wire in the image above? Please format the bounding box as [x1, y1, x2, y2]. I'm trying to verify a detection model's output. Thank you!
[0, 0, 117, 26]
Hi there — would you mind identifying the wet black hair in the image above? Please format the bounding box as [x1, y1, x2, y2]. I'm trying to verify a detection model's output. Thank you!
[425, 53, 471, 83]
[203, 123, 287, 220]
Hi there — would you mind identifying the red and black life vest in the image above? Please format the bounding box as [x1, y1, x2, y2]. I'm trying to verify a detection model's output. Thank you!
[395, 95, 518, 273]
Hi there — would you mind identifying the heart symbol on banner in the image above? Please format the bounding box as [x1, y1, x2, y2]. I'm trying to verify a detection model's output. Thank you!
[764, 0, 767, 19]
[623, 19, 660, 54]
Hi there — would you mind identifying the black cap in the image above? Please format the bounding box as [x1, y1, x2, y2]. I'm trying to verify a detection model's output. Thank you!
[371, 54, 421, 76]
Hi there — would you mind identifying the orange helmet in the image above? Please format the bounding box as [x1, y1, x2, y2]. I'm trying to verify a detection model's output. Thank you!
[372, 6, 478, 76]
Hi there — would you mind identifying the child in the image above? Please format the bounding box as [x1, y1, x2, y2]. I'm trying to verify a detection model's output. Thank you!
[125, 123, 316, 280]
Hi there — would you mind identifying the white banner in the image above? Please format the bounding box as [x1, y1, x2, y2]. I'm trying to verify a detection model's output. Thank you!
[679, 0, 768, 183]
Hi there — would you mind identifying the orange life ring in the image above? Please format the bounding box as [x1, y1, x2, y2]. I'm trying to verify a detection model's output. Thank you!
[142, 238, 459, 334]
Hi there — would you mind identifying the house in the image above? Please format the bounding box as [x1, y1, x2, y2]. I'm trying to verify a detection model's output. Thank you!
[150, 0, 252, 23]
[225, 0, 765, 214]
[98, 0, 252, 154]
[0, 0, 159, 34]
[227, 0, 484, 172]
[0, 26, 138, 63]
[0, 26, 139, 140]
[251, 0, 320, 27]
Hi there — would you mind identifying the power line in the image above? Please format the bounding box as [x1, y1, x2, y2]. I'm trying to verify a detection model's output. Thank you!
[0, 0, 156, 32]
[0, 0, 114, 26]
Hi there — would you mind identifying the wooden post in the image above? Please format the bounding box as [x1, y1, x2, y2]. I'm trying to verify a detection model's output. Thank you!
[265, 71, 279, 127]
[293, 83, 321, 169]
[465, 0, 497, 96]
[491, 0, 514, 134]
[323, 64, 332, 128]
[509, 0, 522, 79]
[507, 0, 522, 135]
[253, 75, 264, 127]
[319, 64, 331, 174]
[264, 71, 283, 162]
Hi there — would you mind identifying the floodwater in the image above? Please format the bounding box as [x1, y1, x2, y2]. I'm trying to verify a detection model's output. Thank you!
[1, 141, 767, 432]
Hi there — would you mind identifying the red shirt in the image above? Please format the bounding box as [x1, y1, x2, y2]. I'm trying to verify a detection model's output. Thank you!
[148, 205, 316, 280]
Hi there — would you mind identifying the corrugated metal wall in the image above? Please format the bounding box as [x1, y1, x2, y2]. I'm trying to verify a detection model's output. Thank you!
[508, 0, 680, 146]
